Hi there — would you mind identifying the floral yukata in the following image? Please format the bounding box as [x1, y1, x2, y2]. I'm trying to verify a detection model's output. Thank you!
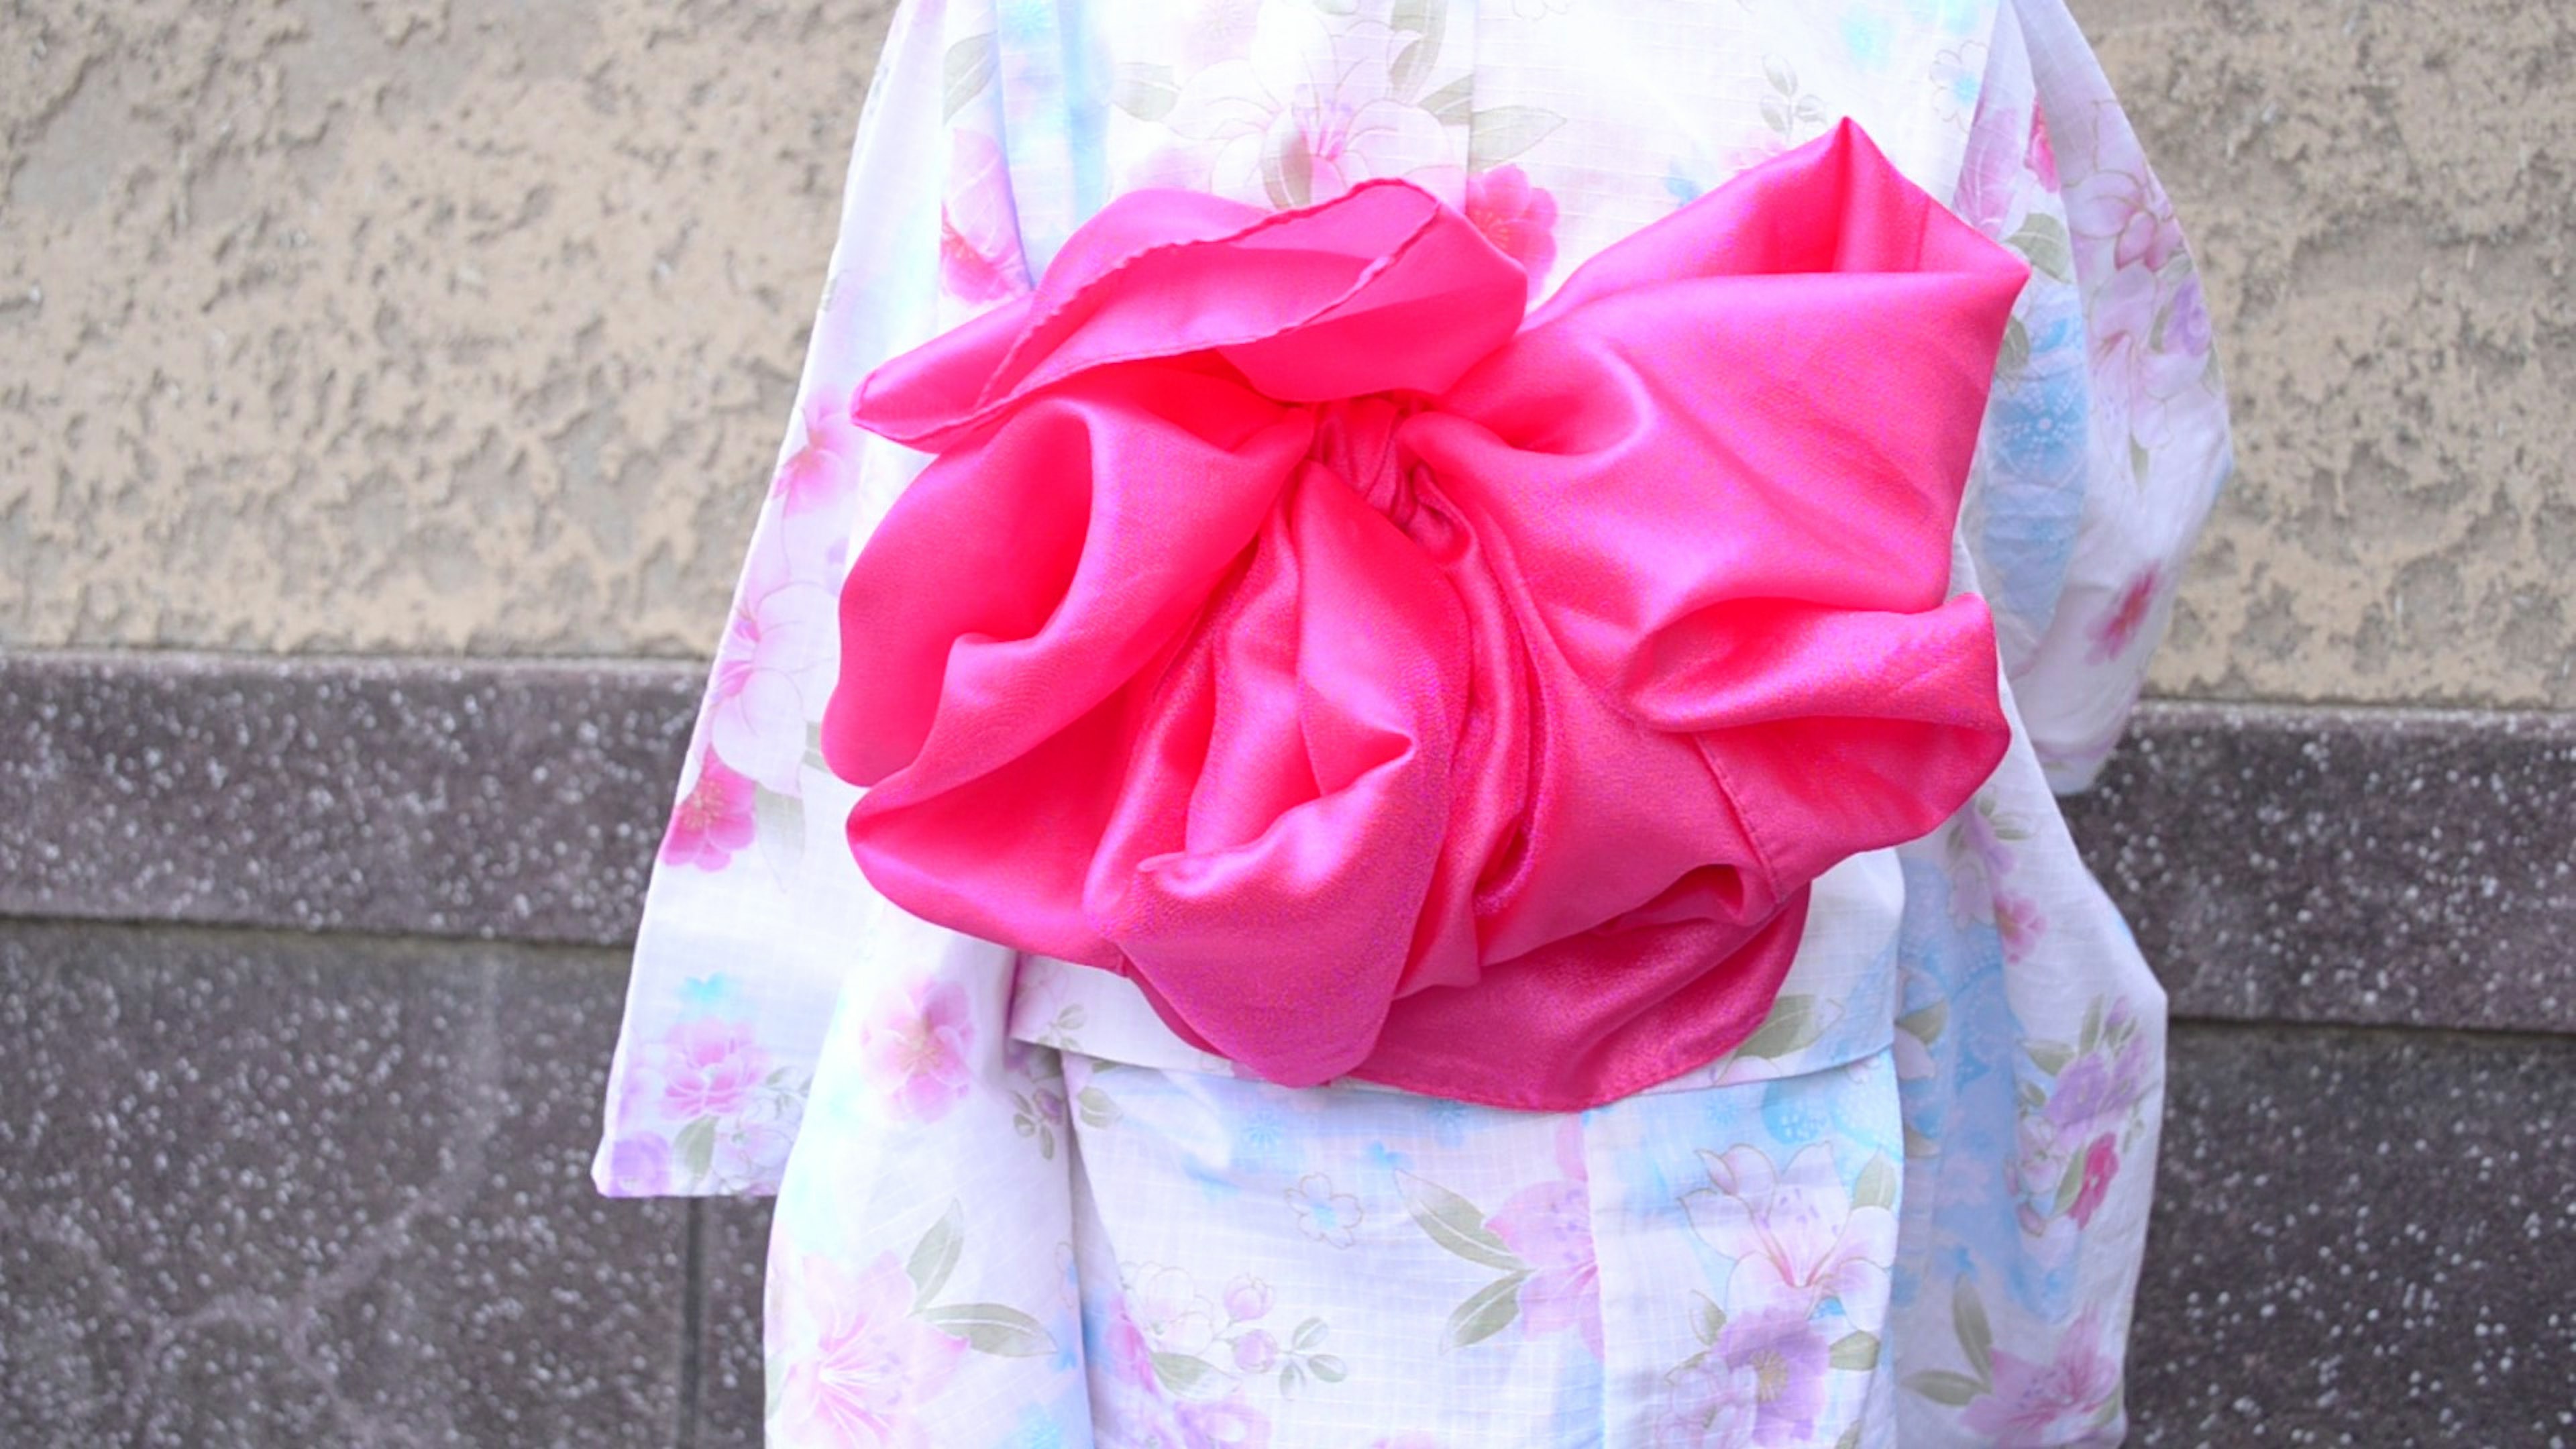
[596, 0, 2231, 1444]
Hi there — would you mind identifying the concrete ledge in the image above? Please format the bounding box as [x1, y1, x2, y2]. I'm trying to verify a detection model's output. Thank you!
[5, 650, 2572, 1036]
[2064, 701, 2576, 1036]
[0, 651, 696, 946]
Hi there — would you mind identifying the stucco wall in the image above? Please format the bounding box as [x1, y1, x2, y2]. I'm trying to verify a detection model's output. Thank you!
[4, 0, 2571, 706]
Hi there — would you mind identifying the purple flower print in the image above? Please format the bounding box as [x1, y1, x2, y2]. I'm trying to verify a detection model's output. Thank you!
[1715, 1305, 1832, 1443]
[605, 1133, 671, 1195]
[2045, 1030, 2151, 1142]
[659, 747, 756, 871]
[1682, 1144, 1898, 1334]
[659, 1016, 771, 1120]
[772, 1251, 966, 1449]
[2165, 271, 2213, 359]
[1657, 1355, 1762, 1449]
[1961, 1311, 2123, 1441]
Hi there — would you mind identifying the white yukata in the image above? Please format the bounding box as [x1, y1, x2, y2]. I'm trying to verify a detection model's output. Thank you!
[594, 1, 2233, 1444]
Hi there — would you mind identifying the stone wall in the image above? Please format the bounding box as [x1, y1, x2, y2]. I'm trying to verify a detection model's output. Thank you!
[3, 1, 2571, 1444]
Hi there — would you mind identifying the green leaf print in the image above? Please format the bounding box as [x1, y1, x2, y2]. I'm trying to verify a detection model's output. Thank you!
[944, 34, 996, 122]
[1853, 1155, 1899, 1213]
[1896, 1000, 1949, 1044]
[1421, 74, 1475, 127]
[906, 1205, 963, 1309]
[1444, 1271, 1529, 1350]
[1397, 1173, 1528, 1272]
[1829, 1330, 1882, 1372]
[753, 784, 804, 880]
[1467, 107, 1563, 168]
[1113, 62, 1181, 122]
[2005, 213, 2073, 282]
[1953, 1278, 1996, 1383]
[1903, 1370, 1987, 1407]
[1152, 1350, 1230, 1399]
[924, 1302, 1057, 1358]
[1736, 996, 1826, 1059]
[673, 1118, 716, 1184]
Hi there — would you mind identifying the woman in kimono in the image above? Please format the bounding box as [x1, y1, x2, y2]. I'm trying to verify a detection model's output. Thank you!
[597, 1, 2232, 1444]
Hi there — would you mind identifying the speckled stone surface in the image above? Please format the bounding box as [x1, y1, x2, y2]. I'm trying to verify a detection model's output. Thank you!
[2066, 702, 2576, 1035]
[0, 651, 696, 946]
[15, 653, 2575, 1035]
[698, 1200, 773, 1449]
[2131, 1025, 2576, 1446]
[0, 919, 694, 1446]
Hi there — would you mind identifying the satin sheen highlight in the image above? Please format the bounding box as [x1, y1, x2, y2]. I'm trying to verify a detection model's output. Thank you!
[821, 121, 2026, 1110]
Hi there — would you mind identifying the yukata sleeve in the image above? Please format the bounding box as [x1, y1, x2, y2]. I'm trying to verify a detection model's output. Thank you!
[592, 0, 1033, 1205]
[1884, 0, 2231, 1442]
[596, 2, 1095, 1442]
[1953, 0, 2233, 794]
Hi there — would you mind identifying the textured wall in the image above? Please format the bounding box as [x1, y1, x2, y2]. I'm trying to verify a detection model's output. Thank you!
[2080, 0, 2576, 706]
[4, 0, 2572, 706]
[0, 1, 894, 657]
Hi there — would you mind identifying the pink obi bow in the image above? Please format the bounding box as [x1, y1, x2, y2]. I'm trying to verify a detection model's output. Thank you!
[822, 121, 2025, 1110]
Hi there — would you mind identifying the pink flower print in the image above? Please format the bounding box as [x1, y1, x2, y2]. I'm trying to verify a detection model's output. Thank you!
[772, 393, 864, 518]
[2068, 165, 2183, 274]
[772, 1251, 966, 1449]
[1994, 891, 2048, 962]
[940, 128, 1032, 306]
[2027, 111, 2058, 190]
[1464, 165, 1559, 294]
[2088, 567, 2163, 663]
[1961, 1311, 2123, 1440]
[1222, 1274, 1275, 1323]
[2070, 1134, 2121, 1227]
[859, 979, 976, 1124]
[659, 1016, 771, 1120]
[1486, 1122, 1602, 1356]
[1682, 1144, 1898, 1334]
[1175, 1395, 1272, 1449]
[660, 747, 756, 870]
[1232, 1329, 1279, 1373]
[1169, 4, 1450, 207]
[1714, 1305, 1831, 1444]
[710, 523, 840, 794]
[1102, 1294, 1161, 1396]
[1657, 1355, 1762, 1449]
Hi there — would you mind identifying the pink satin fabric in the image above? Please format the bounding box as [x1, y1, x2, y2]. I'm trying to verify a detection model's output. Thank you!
[822, 122, 2025, 1110]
